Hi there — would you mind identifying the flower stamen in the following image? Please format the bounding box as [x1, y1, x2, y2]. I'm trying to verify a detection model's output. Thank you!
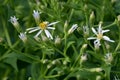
[97, 34, 103, 40]
[39, 22, 48, 30]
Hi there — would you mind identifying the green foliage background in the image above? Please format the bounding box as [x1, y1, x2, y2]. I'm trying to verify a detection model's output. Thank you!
[0, 0, 120, 80]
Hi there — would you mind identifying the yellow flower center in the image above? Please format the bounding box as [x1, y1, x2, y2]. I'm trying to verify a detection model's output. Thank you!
[39, 22, 47, 30]
[97, 34, 103, 40]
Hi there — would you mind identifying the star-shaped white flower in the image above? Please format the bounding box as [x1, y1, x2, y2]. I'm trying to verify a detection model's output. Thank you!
[26, 21, 59, 39]
[87, 23, 115, 43]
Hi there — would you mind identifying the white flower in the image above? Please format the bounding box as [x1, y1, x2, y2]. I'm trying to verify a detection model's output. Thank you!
[33, 10, 40, 23]
[26, 21, 59, 39]
[9, 16, 19, 27]
[68, 24, 78, 34]
[18, 32, 27, 43]
[87, 23, 115, 43]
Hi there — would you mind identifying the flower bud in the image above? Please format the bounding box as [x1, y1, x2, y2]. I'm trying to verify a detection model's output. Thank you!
[81, 54, 87, 62]
[96, 76, 102, 80]
[9, 16, 21, 32]
[94, 40, 101, 50]
[33, 10, 40, 24]
[47, 64, 52, 69]
[41, 35, 48, 42]
[90, 68, 102, 72]
[0, 37, 3, 43]
[84, 4, 88, 12]
[42, 59, 48, 64]
[55, 36, 61, 45]
[18, 32, 27, 43]
[117, 15, 120, 26]
[68, 24, 78, 34]
[104, 53, 113, 64]
[105, 42, 110, 50]
[82, 44, 87, 49]
[83, 26, 89, 37]
[111, 0, 116, 4]
[89, 11, 95, 25]
[64, 20, 68, 33]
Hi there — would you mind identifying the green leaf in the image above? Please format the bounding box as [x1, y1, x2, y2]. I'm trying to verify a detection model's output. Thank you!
[4, 52, 40, 63]
[3, 57, 18, 71]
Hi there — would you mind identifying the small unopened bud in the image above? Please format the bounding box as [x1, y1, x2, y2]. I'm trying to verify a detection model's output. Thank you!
[117, 15, 120, 26]
[18, 32, 27, 43]
[83, 26, 89, 37]
[0, 37, 3, 43]
[58, 71, 63, 75]
[81, 54, 87, 62]
[52, 60, 56, 65]
[82, 44, 87, 49]
[96, 76, 102, 80]
[90, 68, 102, 72]
[64, 20, 68, 33]
[55, 36, 61, 45]
[99, 21, 103, 26]
[28, 77, 32, 80]
[47, 64, 52, 69]
[76, 75, 81, 80]
[84, 4, 88, 12]
[63, 60, 67, 65]
[10, 16, 19, 27]
[42, 59, 48, 64]
[94, 40, 101, 50]
[104, 53, 113, 64]
[41, 35, 48, 42]
[68, 24, 78, 34]
[105, 42, 110, 50]
[9, 16, 21, 32]
[89, 11, 95, 24]
[33, 10, 40, 24]
[2, 77, 8, 80]
[111, 0, 117, 4]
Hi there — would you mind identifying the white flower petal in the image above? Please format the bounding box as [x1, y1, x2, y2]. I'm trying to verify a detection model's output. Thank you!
[102, 29, 110, 33]
[98, 24, 102, 34]
[47, 27, 55, 30]
[47, 21, 59, 27]
[28, 28, 40, 33]
[34, 30, 43, 37]
[92, 27, 97, 35]
[103, 36, 115, 42]
[26, 27, 38, 31]
[87, 37, 97, 40]
[44, 30, 53, 39]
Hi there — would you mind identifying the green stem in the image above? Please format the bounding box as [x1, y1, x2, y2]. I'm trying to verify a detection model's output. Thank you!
[2, 19, 12, 47]
[44, 74, 61, 79]
[68, 9, 74, 23]
[103, 21, 116, 29]
[0, 40, 20, 61]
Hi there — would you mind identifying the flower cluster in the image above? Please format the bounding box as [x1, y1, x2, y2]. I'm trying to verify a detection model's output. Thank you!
[9, 10, 115, 48]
